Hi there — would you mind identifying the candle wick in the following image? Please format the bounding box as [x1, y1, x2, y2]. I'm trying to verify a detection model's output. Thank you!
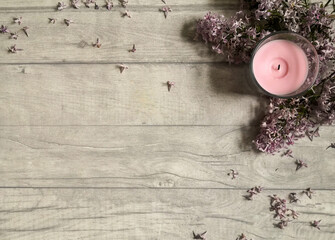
[278, 64, 281, 70]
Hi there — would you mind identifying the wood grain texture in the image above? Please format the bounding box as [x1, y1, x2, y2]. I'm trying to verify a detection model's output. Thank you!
[0, 64, 263, 126]
[0, 0, 330, 65]
[1, 0, 335, 239]
[0, 0, 238, 9]
[0, 10, 233, 64]
[1, 126, 334, 189]
[1, 188, 334, 240]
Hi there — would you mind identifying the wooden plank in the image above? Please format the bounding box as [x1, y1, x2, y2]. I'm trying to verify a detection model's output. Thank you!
[0, 1, 331, 64]
[0, 9, 233, 64]
[0, 188, 334, 240]
[0, 0, 238, 9]
[0, 0, 328, 10]
[0, 126, 334, 188]
[0, 64, 263, 126]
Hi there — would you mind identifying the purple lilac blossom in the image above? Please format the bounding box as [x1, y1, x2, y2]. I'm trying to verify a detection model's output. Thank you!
[196, 0, 335, 154]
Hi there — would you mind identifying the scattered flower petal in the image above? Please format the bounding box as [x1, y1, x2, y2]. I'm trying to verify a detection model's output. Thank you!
[105, 0, 114, 10]
[275, 219, 290, 229]
[295, 159, 308, 171]
[129, 44, 136, 52]
[119, 64, 129, 73]
[49, 18, 57, 24]
[160, 6, 172, 18]
[311, 220, 321, 230]
[21, 26, 29, 37]
[167, 81, 175, 92]
[282, 149, 293, 158]
[93, 38, 102, 48]
[64, 19, 74, 26]
[83, 0, 95, 8]
[8, 45, 23, 53]
[236, 233, 252, 240]
[193, 231, 207, 240]
[245, 186, 263, 200]
[122, 10, 131, 18]
[71, 0, 80, 9]
[57, 1, 67, 11]
[228, 169, 239, 179]
[326, 143, 335, 149]
[119, 0, 128, 8]
[9, 32, 19, 40]
[288, 192, 299, 203]
[303, 187, 314, 199]
[269, 194, 298, 229]
[290, 209, 299, 219]
[0, 25, 9, 34]
[13, 17, 23, 25]
[306, 127, 320, 141]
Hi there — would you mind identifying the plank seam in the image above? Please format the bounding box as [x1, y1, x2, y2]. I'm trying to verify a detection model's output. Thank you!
[0, 186, 334, 190]
[0, 62, 231, 65]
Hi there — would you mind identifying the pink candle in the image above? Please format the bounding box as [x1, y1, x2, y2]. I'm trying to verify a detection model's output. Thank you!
[252, 39, 309, 96]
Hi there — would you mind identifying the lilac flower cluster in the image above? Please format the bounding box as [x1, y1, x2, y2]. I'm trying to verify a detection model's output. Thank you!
[314, 75, 335, 124]
[269, 194, 299, 229]
[196, 11, 260, 63]
[254, 97, 315, 153]
[197, 0, 335, 154]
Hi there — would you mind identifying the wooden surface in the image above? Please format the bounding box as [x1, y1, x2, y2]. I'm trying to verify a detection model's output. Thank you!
[0, 0, 334, 239]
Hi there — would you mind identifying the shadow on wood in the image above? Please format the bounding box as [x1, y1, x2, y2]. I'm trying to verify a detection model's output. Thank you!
[181, 19, 268, 153]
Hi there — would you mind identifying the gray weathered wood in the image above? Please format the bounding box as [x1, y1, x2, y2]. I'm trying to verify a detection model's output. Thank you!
[0, 10, 233, 63]
[1, 126, 334, 189]
[0, 0, 238, 9]
[0, 0, 335, 239]
[0, 64, 263, 126]
[0, 188, 334, 240]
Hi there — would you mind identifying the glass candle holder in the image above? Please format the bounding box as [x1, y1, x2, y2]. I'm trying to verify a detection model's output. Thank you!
[250, 31, 319, 98]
